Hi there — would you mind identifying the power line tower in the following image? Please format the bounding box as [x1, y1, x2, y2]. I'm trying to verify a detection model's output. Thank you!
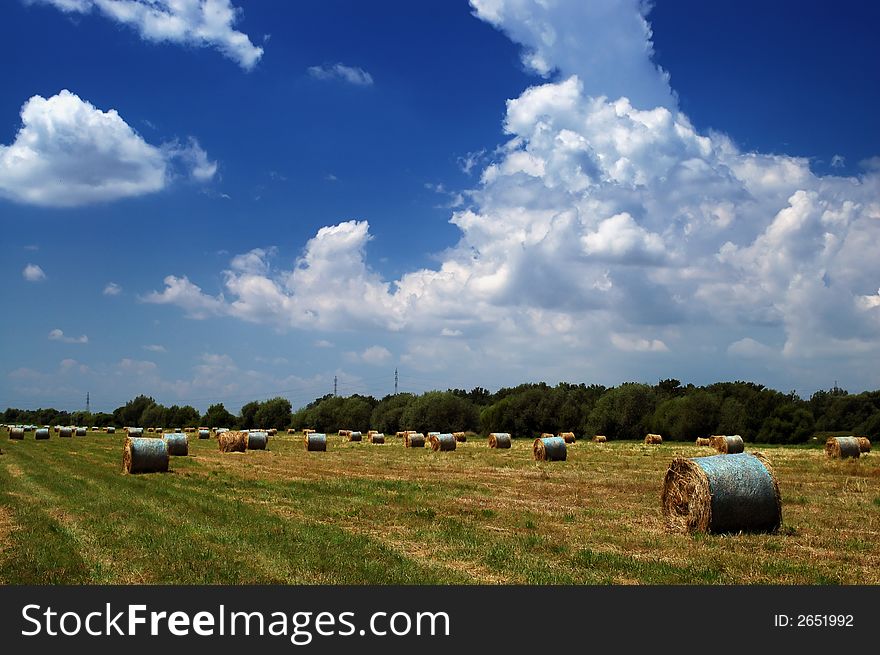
[394, 368, 398, 395]
[334, 375, 338, 397]
[86, 392, 90, 414]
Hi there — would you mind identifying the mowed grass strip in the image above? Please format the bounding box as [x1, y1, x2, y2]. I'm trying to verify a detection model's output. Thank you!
[1, 430, 878, 584]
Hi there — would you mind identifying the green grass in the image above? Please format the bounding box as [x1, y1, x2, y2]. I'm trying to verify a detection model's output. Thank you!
[0, 430, 878, 584]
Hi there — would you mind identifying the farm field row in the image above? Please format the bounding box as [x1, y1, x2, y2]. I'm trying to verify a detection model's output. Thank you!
[0, 429, 877, 584]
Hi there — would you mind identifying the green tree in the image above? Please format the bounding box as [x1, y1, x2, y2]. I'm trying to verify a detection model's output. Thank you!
[239, 401, 260, 429]
[400, 391, 479, 433]
[586, 383, 656, 439]
[371, 393, 417, 434]
[202, 403, 235, 428]
[254, 397, 293, 430]
[114, 395, 156, 427]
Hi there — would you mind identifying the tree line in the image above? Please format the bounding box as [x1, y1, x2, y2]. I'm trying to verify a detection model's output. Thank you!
[4, 380, 878, 442]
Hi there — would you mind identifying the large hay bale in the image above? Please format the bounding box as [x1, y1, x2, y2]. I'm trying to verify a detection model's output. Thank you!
[593, 435, 607, 443]
[163, 433, 189, 457]
[533, 436, 567, 461]
[215, 428, 229, 434]
[405, 432, 426, 448]
[106, 426, 116, 434]
[711, 435, 744, 454]
[661, 452, 782, 534]
[267, 429, 277, 436]
[348, 431, 362, 442]
[9, 427, 24, 440]
[147, 427, 155, 433]
[287, 428, 295, 435]
[75, 427, 87, 437]
[127, 427, 143, 437]
[488, 432, 511, 449]
[856, 436, 871, 453]
[540, 432, 554, 438]
[395, 431, 406, 438]
[184, 427, 195, 433]
[695, 437, 711, 447]
[338, 429, 351, 437]
[59, 427, 73, 438]
[218, 431, 248, 453]
[35, 428, 49, 440]
[305, 433, 327, 451]
[370, 433, 386, 444]
[825, 436, 861, 459]
[429, 433, 456, 451]
[123, 437, 169, 474]
[303, 428, 315, 436]
[452, 431, 467, 442]
[427, 431, 440, 439]
[644, 433, 663, 445]
[558, 431, 576, 443]
[247, 431, 268, 450]
[198, 429, 210, 440]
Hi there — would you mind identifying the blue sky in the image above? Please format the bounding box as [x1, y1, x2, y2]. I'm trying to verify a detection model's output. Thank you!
[2, 0, 879, 413]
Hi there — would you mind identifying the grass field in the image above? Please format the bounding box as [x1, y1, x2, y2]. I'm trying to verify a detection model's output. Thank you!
[1, 428, 877, 584]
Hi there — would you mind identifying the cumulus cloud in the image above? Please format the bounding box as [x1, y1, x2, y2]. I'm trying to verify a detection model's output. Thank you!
[307, 63, 374, 86]
[22, 264, 46, 281]
[145, 0, 880, 391]
[30, 0, 263, 70]
[48, 328, 88, 344]
[0, 90, 215, 207]
[345, 346, 392, 366]
[103, 282, 122, 295]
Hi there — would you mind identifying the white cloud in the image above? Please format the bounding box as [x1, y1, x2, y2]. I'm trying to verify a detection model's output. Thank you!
[48, 328, 89, 344]
[727, 338, 777, 359]
[0, 90, 215, 207]
[143, 344, 167, 353]
[22, 264, 46, 281]
[144, 0, 880, 391]
[344, 346, 392, 366]
[31, 0, 263, 70]
[830, 154, 845, 168]
[308, 63, 374, 86]
[103, 282, 122, 296]
[314, 339, 334, 348]
[142, 274, 226, 319]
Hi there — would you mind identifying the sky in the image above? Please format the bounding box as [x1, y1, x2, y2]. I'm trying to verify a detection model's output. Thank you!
[2, 0, 879, 413]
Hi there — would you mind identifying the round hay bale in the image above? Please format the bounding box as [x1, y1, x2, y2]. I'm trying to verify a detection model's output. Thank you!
[198, 429, 210, 440]
[711, 435, 744, 454]
[559, 431, 576, 443]
[593, 435, 607, 443]
[303, 428, 315, 436]
[540, 432, 554, 438]
[106, 426, 116, 434]
[429, 433, 456, 451]
[369, 433, 385, 444]
[405, 432, 426, 448]
[305, 433, 327, 452]
[59, 427, 73, 438]
[75, 427, 87, 437]
[218, 431, 248, 453]
[427, 431, 440, 439]
[147, 427, 155, 433]
[339, 429, 352, 437]
[452, 431, 467, 442]
[644, 433, 663, 445]
[287, 428, 296, 434]
[661, 452, 782, 534]
[348, 431, 362, 442]
[368, 430, 378, 437]
[10, 427, 24, 440]
[533, 436, 567, 461]
[184, 427, 195, 433]
[247, 431, 268, 450]
[267, 428, 277, 436]
[395, 431, 406, 438]
[825, 436, 861, 459]
[215, 428, 228, 434]
[856, 436, 871, 453]
[163, 433, 189, 456]
[127, 427, 143, 437]
[123, 436, 169, 474]
[35, 428, 50, 440]
[695, 437, 711, 447]
[488, 432, 511, 449]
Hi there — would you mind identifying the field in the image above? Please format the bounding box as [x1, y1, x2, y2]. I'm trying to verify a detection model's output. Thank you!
[0, 428, 878, 584]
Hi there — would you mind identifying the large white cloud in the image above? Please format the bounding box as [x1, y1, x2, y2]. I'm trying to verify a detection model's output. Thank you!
[30, 0, 263, 70]
[145, 0, 880, 391]
[0, 90, 216, 207]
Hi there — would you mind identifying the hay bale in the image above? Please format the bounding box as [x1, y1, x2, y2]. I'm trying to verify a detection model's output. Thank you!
[106, 426, 116, 434]
[59, 427, 73, 438]
[287, 428, 295, 434]
[405, 432, 426, 448]
[305, 433, 327, 452]
[856, 436, 871, 453]
[825, 436, 861, 459]
[644, 433, 663, 445]
[695, 437, 711, 447]
[453, 431, 467, 442]
[303, 428, 315, 436]
[247, 431, 268, 450]
[558, 431, 576, 443]
[429, 433, 456, 451]
[35, 428, 49, 440]
[216, 428, 229, 434]
[184, 427, 195, 433]
[218, 431, 248, 453]
[369, 433, 386, 444]
[593, 435, 607, 443]
[427, 431, 440, 439]
[127, 427, 143, 437]
[488, 432, 511, 449]
[661, 452, 782, 534]
[123, 436, 169, 474]
[348, 431, 363, 442]
[267, 429, 277, 436]
[9, 427, 24, 440]
[147, 427, 155, 433]
[540, 432, 554, 438]
[198, 429, 210, 440]
[163, 433, 189, 457]
[711, 435, 744, 454]
[75, 427, 87, 437]
[533, 436, 567, 461]
[339, 429, 352, 437]
[395, 431, 406, 438]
